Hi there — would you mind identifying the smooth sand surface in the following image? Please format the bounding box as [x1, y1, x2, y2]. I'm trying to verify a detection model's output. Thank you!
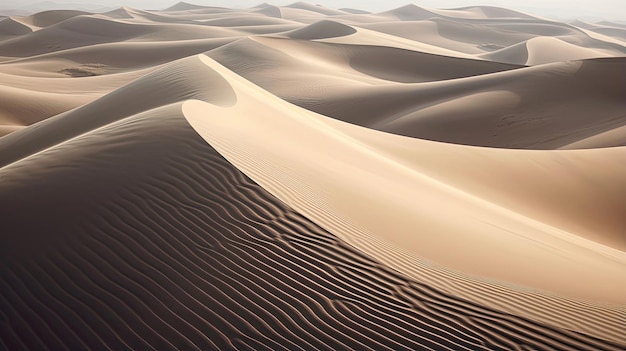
[1, 3, 625, 350]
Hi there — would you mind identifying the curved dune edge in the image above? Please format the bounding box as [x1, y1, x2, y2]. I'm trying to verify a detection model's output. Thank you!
[285, 20, 357, 40]
[560, 125, 626, 149]
[314, 24, 478, 59]
[4, 98, 624, 351]
[205, 35, 624, 149]
[5, 102, 531, 350]
[183, 55, 625, 344]
[525, 37, 612, 65]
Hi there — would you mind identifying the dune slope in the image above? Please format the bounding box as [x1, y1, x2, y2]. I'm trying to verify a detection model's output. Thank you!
[1, 100, 623, 351]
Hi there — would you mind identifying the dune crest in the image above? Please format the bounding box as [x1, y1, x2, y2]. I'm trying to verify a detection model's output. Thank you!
[286, 20, 356, 40]
[0, 17, 33, 40]
[164, 1, 213, 12]
[183, 55, 626, 303]
[380, 4, 438, 21]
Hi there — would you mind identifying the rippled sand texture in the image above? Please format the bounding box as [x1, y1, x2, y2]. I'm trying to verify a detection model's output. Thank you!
[1, 2, 625, 350]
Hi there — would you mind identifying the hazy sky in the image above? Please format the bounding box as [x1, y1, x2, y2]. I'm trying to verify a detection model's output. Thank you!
[2, 0, 625, 21]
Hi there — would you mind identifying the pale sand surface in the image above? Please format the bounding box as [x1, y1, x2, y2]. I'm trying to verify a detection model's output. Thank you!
[184, 53, 626, 303]
[1, 3, 625, 350]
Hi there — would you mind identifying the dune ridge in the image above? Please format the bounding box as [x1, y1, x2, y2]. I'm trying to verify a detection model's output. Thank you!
[1, 3, 625, 350]
[183, 54, 626, 309]
[1, 99, 623, 350]
[0, 17, 32, 41]
[203, 36, 624, 149]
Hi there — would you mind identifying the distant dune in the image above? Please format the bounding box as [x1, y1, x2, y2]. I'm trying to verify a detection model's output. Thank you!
[1, 2, 625, 350]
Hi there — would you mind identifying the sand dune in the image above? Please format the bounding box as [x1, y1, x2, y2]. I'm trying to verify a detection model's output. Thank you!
[260, 5, 327, 21]
[2, 101, 621, 350]
[164, 1, 220, 12]
[1, 3, 625, 350]
[201, 16, 295, 27]
[379, 4, 440, 21]
[525, 36, 612, 64]
[21, 9, 89, 28]
[356, 20, 523, 55]
[0, 15, 244, 58]
[184, 55, 626, 300]
[285, 2, 349, 16]
[338, 8, 370, 15]
[0, 38, 234, 75]
[0, 17, 33, 41]
[202, 35, 624, 149]
[0, 16, 153, 57]
[0, 55, 236, 168]
[438, 6, 537, 19]
[101, 7, 136, 19]
[561, 125, 626, 149]
[252, 4, 283, 19]
[379, 4, 536, 22]
[285, 20, 357, 40]
[0, 67, 155, 133]
[0, 83, 95, 135]
[573, 20, 626, 41]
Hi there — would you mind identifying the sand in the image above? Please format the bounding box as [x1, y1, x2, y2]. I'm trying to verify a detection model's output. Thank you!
[1, 2, 625, 350]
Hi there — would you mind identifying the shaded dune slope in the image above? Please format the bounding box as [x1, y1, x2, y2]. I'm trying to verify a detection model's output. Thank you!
[379, 4, 439, 21]
[208, 35, 520, 86]
[0, 37, 234, 75]
[285, 20, 356, 40]
[0, 16, 153, 57]
[183, 57, 626, 305]
[362, 58, 626, 149]
[101, 7, 135, 19]
[434, 18, 625, 57]
[23, 10, 89, 28]
[285, 2, 348, 16]
[0, 18, 32, 41]
[252, 5, 282, 19]
[204, 34, 625, 149]
[561, 125, 626, 149]
[0, 15, 241, 58]
[1, 101, 624, 351]
[0, 55, 234, 169]
[164, 2, 218, 12]
[448, 6, 536, 19]
[589, 26, 626, 41]
[483, 37, 612, 65]
[0, 83, 94, 135]
[0, 67, 156, 135]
